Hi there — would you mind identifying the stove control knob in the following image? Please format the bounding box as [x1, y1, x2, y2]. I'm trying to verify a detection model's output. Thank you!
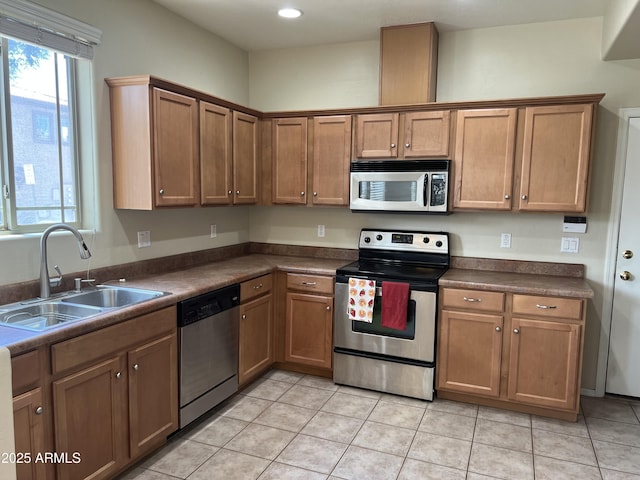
[364, 236, 371, 243]
[423, 237, 430, 244]
[376, 234, 383, 241]
[435, 240, 443, 247]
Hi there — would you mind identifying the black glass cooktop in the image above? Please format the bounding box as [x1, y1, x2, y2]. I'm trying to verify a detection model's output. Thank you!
[336, 259, 448, 285]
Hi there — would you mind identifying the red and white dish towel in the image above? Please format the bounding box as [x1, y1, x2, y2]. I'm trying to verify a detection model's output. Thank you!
[347, 277, 376, 322]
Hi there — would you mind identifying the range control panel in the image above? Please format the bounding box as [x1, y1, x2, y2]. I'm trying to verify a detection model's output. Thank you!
[358, 229, 449, 254]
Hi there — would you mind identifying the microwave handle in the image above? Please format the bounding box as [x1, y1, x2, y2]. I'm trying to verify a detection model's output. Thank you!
[423, 174, 429, 207]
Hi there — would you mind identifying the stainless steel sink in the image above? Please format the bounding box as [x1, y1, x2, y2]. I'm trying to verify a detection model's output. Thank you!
[0, 302, 103, 331]
[61, 285, 167, 309]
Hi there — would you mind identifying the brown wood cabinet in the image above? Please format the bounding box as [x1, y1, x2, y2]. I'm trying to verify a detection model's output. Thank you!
[518, 104, 593, 212]
[354, 111, 450, 159]
[453, 108, 517, 210]
[239, 274, 274, 386]
[284, 274, 334, 370]
[310, 115, 352, 206]
[13, 388, 47, 480]
[453, 103, 594, 213]
[107, 77, 200, 209]
[51, 307, 178, 480]
[437, 288, 585, 421]
[200, 101, 232, 205]
[272, 118, 308, 204]
[233, 112, 259, 204]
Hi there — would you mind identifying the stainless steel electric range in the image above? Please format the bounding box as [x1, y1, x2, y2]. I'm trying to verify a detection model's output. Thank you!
[333, 228, 450, 401]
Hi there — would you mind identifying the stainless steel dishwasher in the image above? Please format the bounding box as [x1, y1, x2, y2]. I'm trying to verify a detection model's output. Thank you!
[178, 283, 240, 428]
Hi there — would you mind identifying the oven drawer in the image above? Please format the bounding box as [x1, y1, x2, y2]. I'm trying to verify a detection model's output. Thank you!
[442, 288, 504, 312]
[287, 273, 334, 294]
[512, 294, 582, 320]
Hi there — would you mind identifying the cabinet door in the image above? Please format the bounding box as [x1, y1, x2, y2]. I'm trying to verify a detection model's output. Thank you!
[152, 88, 199, 207]
[13, 388, 46, 480]
[53, 357, 127, 480]
[437, 310, 503, 397]
[355, 113, 399, 158]
[285, 292, 333, 369]
[239, 294, 274, 386]
[272, 118, 308, 204]
[403, 111, 450, 157]
[128, 334, 178, 459]
[453, 109, 517, 210]
[508, 318, 581, 410]
[311, 115, 351, 206]
[200, 102, 232, 205]
[233, 112, 258, 204]
[519, 104, 593, 212]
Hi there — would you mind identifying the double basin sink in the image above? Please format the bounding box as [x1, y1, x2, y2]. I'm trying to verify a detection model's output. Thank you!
[0, 285, 169, 332]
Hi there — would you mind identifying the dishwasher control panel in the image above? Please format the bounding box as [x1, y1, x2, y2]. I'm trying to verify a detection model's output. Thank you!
[178, 283, 240, 327]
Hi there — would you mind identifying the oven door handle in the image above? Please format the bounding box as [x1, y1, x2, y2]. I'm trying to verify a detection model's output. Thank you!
[423, 174, 429, 207]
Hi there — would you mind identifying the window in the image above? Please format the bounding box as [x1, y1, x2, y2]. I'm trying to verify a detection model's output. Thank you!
[0, 0, 101, 233]
[0, 37, 80, 229]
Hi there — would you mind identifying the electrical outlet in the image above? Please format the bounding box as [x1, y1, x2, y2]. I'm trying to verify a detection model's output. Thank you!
[500, 233, 511, 248]
[317, 224, 325, 237]
[561, 237, 579, 253]
[210, 224, 217, 238]
[137, 231, 151, 248]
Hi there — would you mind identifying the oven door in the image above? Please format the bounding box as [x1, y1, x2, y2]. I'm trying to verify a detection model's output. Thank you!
[350, 171, 428, 212]
[334, 281, 436, 363]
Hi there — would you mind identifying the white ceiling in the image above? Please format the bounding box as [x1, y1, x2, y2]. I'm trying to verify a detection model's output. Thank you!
[150, 0, 608, 52]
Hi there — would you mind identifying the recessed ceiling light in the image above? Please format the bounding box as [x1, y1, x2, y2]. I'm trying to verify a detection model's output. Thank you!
[278, 8, 303, 19]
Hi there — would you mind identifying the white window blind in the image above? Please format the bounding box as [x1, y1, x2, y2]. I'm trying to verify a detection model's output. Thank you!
[0, 0, 101, 59]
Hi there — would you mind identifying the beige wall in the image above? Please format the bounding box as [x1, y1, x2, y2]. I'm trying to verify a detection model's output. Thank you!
[247, 17, 640, 391]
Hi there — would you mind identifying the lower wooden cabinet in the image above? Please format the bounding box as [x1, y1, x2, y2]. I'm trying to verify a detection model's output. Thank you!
[13, 388, 47, 480]
[239, 274, 274, 386]
[51, 307, 178, 480]
[284, 274, 334, 370]
[437, 288, 585, 420]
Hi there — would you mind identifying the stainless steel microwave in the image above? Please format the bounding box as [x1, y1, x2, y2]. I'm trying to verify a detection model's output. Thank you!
[350, 160, 450, 213]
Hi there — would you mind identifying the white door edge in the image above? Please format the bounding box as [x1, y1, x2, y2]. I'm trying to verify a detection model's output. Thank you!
[596, 107, 640, 397]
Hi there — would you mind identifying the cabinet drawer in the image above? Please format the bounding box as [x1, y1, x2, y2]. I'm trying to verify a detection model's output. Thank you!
[512, 295, 583, 320]
[12, 349, 41, 395]
[51, 306, 176, 376]
[287, 273, 334, 294]
[441, 288, 505, 312]
[241, 274, 273, 303]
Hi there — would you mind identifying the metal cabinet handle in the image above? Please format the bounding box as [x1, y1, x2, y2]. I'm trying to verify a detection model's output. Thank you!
[620, 271, 631, 281]
[405, 143, 411, 148]
[463, 297, 482, 302]
[513, 329, 520, 334]
[159, 189, 164, 196]
[313, 192, 318, 196]
[35, 406, 43, 415]
[535, 304, 557, 310]
[301, 281, 317, 286]
[495, 326, 502, 332]
[236, 190, 240, 195]
[326, 305, 331, 311]
[133, 364, 139, 371]
[253, 283, 263, 290]
[504, 194, 510, 200]
[521, 194, 528, 200]
[115, 372, 122, 379]
[300, 191, 305, 196]
[228, 190, 233, 195]
[390, 143, 396, 148]
[242, 314, 247, 320]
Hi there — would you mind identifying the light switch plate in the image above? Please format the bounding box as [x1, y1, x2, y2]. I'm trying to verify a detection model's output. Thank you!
[500, 233, 511, 248]
[210, 224, 217, 238]
[561, 237, 579, 253]
[318, 224, 325, 237]
[137, 231, 151, 248]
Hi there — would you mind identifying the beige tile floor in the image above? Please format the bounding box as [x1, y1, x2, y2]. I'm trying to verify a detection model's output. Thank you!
[119, 369, 640, 480]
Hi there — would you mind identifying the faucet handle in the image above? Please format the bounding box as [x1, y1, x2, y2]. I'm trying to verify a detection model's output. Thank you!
[50, 265, 62, 288]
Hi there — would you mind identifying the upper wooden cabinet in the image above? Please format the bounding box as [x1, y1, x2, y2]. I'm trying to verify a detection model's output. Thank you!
[107, 76, 259, 209]
[453, 103, 595, 213]
[379, 22, 438, 105]
[354, 111, 450, 159]
[311, 115, 352, 206]
[453, 108, 518, 210]
[272, 117, 308, 204]
[518, 104, 593, 212]
[271, 115, 351, 206]
[108, 79, 200, 209]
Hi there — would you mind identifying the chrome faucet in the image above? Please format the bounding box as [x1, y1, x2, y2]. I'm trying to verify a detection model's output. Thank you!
[39, 223, 92, 299]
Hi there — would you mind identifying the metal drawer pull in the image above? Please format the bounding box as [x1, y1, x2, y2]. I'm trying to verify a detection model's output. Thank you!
[301, 281, 317, 286]
[35, 406, 43, 415]
[133, 364, 139, 371]
[463, 297, 482, 302]
[513, 328, 520, 334]
[115, 372, 122, 379]
[495, 326, 501, 332]
[253, 283, 263, 289]
[535, 304, 557, 309]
